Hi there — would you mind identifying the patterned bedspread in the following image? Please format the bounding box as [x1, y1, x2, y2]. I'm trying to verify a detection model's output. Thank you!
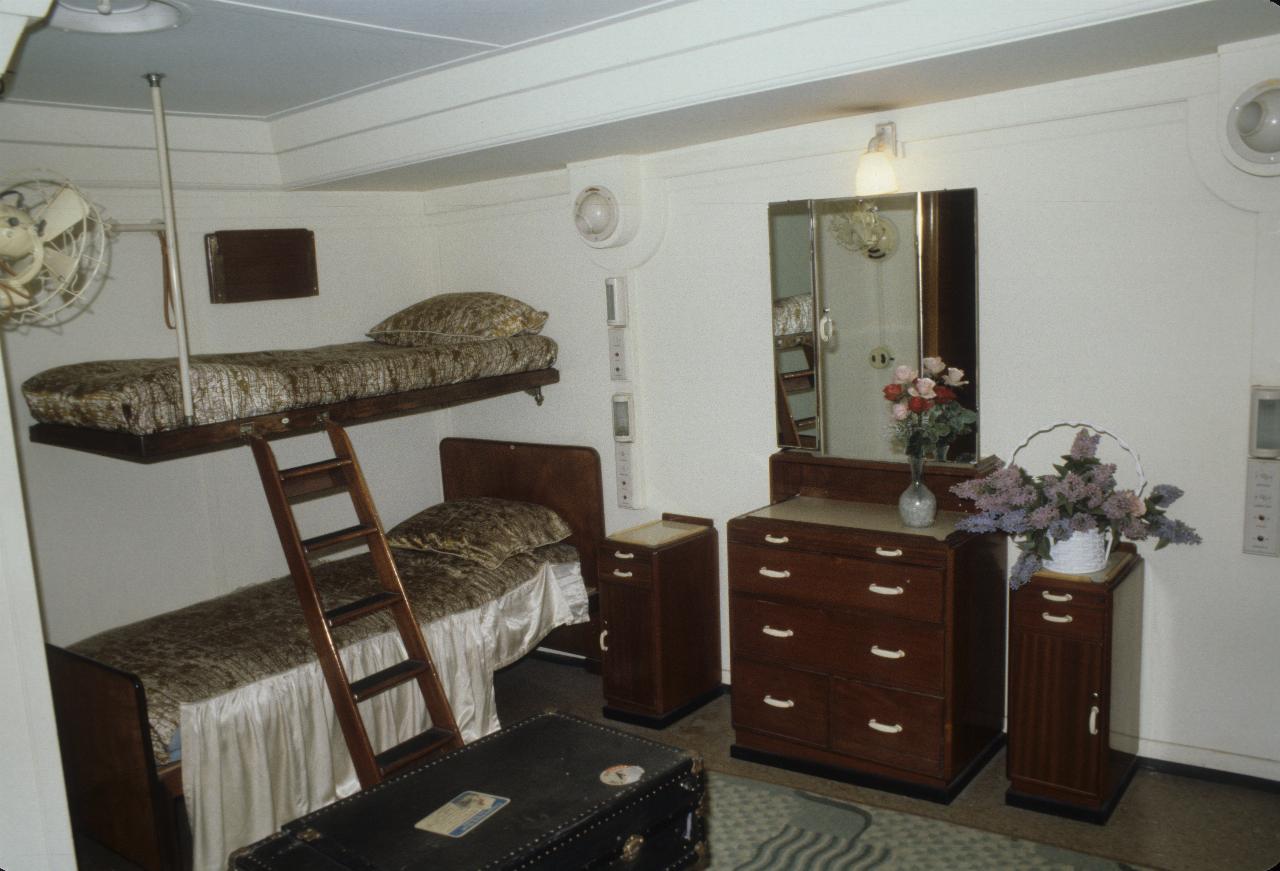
[22, 335, 557, 436]
[69, 541, 578, 764]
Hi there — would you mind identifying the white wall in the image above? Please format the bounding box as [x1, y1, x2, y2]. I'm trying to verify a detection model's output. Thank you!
[2, 39, 1278, 799]
[431, 54, 1280, 780]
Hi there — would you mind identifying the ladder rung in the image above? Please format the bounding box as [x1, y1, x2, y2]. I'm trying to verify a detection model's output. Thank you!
[350, 659, 431, 702]
[279, 457, 353, 499]
[302, 524, 377, 553]
[375, 728, 456, 777]
[325, 592, 400, 628]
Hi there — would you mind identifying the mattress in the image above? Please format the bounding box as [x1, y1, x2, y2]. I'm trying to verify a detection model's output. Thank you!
[22, 334, 558, 436]
[70, 540, 578, 765]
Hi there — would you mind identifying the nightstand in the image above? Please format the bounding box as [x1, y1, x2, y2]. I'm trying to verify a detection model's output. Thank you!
[598, 514, 721, 728]
[1006, 546, 1144, 823]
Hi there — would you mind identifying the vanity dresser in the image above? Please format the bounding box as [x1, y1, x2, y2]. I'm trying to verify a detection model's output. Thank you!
[728, 451, 1007, 802]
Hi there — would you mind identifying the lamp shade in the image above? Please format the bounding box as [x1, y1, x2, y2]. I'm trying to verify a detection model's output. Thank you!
[855, 150, 898, 196]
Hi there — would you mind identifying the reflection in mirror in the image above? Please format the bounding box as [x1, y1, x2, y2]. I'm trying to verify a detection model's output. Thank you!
[768, 190, 978, 463]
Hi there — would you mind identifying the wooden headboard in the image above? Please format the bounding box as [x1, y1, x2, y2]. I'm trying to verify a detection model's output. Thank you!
[439, 437, 605, 583]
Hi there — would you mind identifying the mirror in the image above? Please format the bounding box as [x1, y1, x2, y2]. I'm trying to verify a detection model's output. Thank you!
[769, 189, 978, 462]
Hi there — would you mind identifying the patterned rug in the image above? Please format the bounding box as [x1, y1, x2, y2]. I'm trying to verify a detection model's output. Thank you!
[706, 772, 1145, 870]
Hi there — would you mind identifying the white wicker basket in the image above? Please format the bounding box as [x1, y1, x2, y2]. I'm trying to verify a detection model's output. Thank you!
[1011, 420, 1147, 576]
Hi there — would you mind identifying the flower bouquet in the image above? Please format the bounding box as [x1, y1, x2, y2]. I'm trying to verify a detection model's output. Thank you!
[950, 429, 1201, 589]
[882, 356, 977, 459]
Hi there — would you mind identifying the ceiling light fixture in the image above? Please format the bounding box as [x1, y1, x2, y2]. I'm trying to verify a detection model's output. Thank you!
[1227, 80, 1280, 165]
[49, 0, 188, 35]
[855, 122, 900, 197]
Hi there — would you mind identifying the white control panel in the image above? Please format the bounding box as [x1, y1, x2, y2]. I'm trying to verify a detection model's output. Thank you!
[608, 327, 627, 381]
[615, 442, 643, 508]
[1243, 458, 1279, 557]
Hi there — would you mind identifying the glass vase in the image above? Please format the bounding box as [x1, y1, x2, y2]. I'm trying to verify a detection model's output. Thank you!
[898, 454, 937, 528]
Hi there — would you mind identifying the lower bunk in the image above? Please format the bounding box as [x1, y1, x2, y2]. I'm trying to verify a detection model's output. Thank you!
[46, 437, 605, 871]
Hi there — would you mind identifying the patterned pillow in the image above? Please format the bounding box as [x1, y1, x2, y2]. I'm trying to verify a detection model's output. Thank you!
[368, 292, 549, 346]
[386, 497, 572, 568]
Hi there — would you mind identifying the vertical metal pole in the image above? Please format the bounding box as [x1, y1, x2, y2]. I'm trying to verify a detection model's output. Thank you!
[144, 72, 194, 424]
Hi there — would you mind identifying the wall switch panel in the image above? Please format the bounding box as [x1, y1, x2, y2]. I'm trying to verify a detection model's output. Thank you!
[1243, 458, 1279, 557]
[615, 442, 644, 509]
[608, 327, 628, 381]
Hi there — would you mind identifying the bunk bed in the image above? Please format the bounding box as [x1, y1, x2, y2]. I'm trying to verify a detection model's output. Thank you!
[45, 437, 605, 871]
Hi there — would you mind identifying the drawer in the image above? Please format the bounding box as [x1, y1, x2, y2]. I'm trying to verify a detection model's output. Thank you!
[730, 544, 943, 623]
[730, 657, 829, 748]
[830, 678, 943, 774]
[1012, 593, 1106, 642]
[598, 548, 652, 584]
[730, 596, 833, 672]
[829, 611, 944, 694]
[729, 515, 947, 568]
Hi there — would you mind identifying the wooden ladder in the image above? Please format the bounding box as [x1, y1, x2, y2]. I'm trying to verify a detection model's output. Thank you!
[249, 421, 462, 789]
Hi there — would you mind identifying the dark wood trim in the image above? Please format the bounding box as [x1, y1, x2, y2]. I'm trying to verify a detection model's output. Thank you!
[730, 733, 1004, 805]
[28, 368, 559, 463]
[769, 451, 997, 511]
[603, 685, 726, 730]
[1136, 757, 1280, 795]
[1006, 756, 1139, 825]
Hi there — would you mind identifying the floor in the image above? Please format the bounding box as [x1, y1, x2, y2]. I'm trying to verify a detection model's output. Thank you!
[493, 656, 1280, 871]
[77, 654, 1280, 870]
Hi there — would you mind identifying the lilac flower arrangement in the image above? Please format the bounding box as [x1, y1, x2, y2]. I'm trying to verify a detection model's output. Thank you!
[882, 356, 977, 459]
[951, 429, 1201, 589]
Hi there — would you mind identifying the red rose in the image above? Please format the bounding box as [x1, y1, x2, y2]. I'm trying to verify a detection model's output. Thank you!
[908, 395, 931, 414]
[933, 385, 956, 403]
[883, 383, 904, 401]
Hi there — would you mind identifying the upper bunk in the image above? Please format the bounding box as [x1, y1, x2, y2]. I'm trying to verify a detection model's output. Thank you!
[20, 292, 560, 463]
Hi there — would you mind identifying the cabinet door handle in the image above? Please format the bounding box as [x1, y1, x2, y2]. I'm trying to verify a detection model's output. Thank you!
[867, 719, 903, 734]
[870, 645, 905, 659]
[762, 625, 794, 638]
[1089, 704, 1100, 736]
[875, 547, 903, 558]
[868, 583, 905, 596]
[764, 534, 790, 544]
[763, 695, 795, 709]
[1041, 590, 1073, 603]
[612, 569, 634, 578]
[613, 550, 636, 560]
[599, 629, 609, 652]
[1041, 611, 1073, 624]
[758, 567, 791, 579]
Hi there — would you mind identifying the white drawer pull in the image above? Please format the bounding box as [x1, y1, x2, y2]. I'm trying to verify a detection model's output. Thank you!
[1042, 611, 1073, 624]
[599, 629, 609, 652]
[612, 569, 634, 578]
[868, 719, 903, 734]
[868, 583, 904, 596]
[1041, 590, 1072, 603]
[758, 567, 791, 579]
[870, 645, 905, 659]
[763, 695, 795, 709]
[764, 534, 790, 544]
[762, 625, 794, 638]
[875, 547, 903, 558]
[613, 550, 636, 560]
[1089, 704, 1100, 736]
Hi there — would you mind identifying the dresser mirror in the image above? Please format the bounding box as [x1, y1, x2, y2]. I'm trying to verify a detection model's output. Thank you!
[769, 189, 978, 462]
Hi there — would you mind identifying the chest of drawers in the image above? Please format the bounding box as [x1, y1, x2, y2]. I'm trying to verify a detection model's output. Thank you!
[727, 495, 1006, 801]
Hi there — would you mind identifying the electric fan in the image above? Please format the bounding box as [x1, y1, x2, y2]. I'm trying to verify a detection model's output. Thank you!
[0, 175, 108, 325]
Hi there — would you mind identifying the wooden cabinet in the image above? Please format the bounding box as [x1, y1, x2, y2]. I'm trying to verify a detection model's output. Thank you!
[1006, 548, 1144, 822]
[598, 514, 721, 728]
[728, 472, 1007, 802]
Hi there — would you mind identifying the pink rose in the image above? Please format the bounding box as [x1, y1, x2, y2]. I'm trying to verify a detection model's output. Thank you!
[893, 365, 917, 383]
[923, 356, 946, 376]
[943, 367, 967, 386]
[891, 402, 910, 420]
[911, 377, 937, 399]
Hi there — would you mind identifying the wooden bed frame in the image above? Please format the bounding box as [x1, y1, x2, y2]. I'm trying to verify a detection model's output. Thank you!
[29, 368, 559, 463]
[46, 436, 603, 871]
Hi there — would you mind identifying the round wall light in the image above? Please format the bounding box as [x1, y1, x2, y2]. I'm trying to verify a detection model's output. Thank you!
[1227, 80, 1280, 165]
[573, 186, 619, 244]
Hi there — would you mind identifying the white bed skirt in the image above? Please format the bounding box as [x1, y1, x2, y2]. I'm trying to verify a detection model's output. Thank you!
[181, 559, 587, 871]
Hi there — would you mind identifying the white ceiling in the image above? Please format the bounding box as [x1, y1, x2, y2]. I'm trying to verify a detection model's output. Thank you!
[4, 0, 690, 117]
[4, 0, 1280, 190]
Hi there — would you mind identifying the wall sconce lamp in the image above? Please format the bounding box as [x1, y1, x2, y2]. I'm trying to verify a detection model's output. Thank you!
[1227, 81, 1280, 166]
[855, 122, 899, 196]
